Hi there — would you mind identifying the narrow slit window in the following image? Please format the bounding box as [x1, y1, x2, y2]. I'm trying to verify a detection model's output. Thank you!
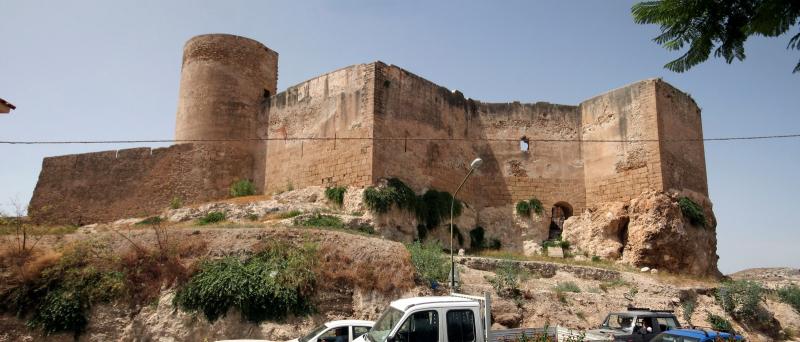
[520, 136, 530, 152]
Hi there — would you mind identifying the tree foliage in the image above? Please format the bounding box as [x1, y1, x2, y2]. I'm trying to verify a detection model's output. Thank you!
[632, 0, 800, 73]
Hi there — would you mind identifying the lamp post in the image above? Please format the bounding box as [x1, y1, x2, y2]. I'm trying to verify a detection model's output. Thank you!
[450, 157, 483, 289]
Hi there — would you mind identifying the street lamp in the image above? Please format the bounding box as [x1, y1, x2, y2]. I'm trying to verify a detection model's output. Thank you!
[449, 157, 483, 289]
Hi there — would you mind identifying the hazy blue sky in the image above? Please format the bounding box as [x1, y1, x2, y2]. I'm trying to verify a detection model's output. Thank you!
[1, 1, 798, 274]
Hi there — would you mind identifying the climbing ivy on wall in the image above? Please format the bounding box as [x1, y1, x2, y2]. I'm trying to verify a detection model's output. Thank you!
[678, 197, 706, 227]
[363, 178, 462, 230]
[516, 197, 543, 216]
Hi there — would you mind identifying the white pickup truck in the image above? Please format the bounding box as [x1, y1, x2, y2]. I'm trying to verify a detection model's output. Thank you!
[353, 293, 608, 342]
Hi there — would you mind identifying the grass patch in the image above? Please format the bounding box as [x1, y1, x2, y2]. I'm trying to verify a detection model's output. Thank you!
[174, 241, 317, 322]
[406, 241, 448, 285]
[706, 312, 735, 334]
[678, 197, 706, 227]
[486, 261, 531, 299]
[554, 281, 581, 293]
[324, 186, 346, 207]
[295, 213, 344, 228]
[170, 196, 182, 209]
[273, 210, 303, 219]
[777, 284, 800, 313]
[196, 212, 226, 226]
[230, 179, 256, 198]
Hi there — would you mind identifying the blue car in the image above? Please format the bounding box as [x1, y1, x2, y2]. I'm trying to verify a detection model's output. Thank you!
[650, 328, 744, 342]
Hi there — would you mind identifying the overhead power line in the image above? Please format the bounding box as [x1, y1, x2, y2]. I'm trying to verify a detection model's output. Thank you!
[0, 133, 799, 145]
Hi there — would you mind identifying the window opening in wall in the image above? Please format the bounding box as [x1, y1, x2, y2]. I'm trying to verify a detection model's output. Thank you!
[260, 89, 271, 106]
[548, 202, 573, 240]
[520, 136, 529, 152]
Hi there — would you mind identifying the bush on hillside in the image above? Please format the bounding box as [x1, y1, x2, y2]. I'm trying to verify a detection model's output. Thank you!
[678, 197, 706, 227]
[230, 179, 256, 198]
[406, 241, 448, 285]
[324, 186, 346, 206]
[173, 241, 317, 322]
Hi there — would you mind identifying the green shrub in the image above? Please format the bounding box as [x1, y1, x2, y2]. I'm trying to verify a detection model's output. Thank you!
[416, 189, 461, 229]
[406, 241, 448, 284]
[356, 224, 375, 235]
[598, 278, 630, 292]
[246, 213, 259, 221]
[515, 201, 531, 216]
[4, 243, 125, 335]
[173, 241, 317, 322]
[324, 186, 346, 206]
[554, 281, 581, 293]
[197, 212, 226, 226]
[170, 197, 182, 209]
[296, 213, 344, 228]
[486, 261, 530, 298]
[364, 179, 462, 230]
[387, 178, 417, 210]
[363, 186, 395, 213]
[230, 179, 256, 198]
[682, 295, 697, 325]
[777, 284, 800, 313]
[717, 280, 765, 322]
[516, 198, 543, 216]
[706, 312, 735, 333]
[678, 197, 706, 227]
[136, 216, 163, 226]
[528, 198, 543, 215]
[542, 238, 571, 250]
[469, 226, 486, 250]
[276, 210, 302, 219]
[591, 255, 601, 262]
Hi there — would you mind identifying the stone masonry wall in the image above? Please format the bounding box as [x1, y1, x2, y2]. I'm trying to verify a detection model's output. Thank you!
[28, 143, 254, 225]
[372, 63, 586, 248]
[579, 79, 665, 208]
[263, 64, 375, 194]
[654, 81, 709, 197]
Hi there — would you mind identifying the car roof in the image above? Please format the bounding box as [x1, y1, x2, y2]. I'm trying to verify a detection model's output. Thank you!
[390, 296, 476, 311]
[664, 329, 739, 339]
[608, 311, 676, 317]
[324, 320, 374, 328]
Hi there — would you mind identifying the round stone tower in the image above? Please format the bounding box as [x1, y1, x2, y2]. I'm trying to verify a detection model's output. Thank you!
[175, 34, 278, 144]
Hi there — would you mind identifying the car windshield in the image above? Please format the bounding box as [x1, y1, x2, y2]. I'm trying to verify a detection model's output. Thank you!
[602, 314, 634, 330]
[299, 324, 330, 342]
[651, 333, 701, 342]
[366, 307, 404, 342]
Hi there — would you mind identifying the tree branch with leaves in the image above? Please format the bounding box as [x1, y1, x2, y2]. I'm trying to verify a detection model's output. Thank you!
[632, 0, 800, 73]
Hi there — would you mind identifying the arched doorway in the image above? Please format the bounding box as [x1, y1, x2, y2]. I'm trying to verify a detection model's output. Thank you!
[548, 202, 573, 240]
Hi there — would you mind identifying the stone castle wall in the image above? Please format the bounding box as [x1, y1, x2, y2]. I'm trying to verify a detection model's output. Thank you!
[579, 79, 665, 207]
[28, 35, 711, 250]
[263, 63, 375, 194]
[28, 144, 254, 225]
[654, 81, 708, 197]
[372, 63, 586, 248]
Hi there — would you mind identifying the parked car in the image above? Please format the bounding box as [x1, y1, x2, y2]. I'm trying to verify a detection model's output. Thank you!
[217, 319, 374, 342]
[291, 320, 375, 342]
[352, 293, 608, 342]
[586, 307, 681, 341]
[650, 328, 743, 341]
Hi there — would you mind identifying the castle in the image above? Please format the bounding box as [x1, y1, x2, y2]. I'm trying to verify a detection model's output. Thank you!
[29, 34, 715, 273]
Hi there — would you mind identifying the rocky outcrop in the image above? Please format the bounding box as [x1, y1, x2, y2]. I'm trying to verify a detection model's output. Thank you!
[563, 191, 720, 277]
